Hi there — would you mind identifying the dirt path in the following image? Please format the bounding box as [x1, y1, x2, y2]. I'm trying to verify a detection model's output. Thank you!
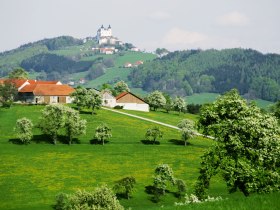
[101, 107, 213, 139]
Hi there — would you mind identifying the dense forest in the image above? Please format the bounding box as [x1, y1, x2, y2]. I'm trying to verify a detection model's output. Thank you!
[129, 49, 280, 101]
[21, 53, 93, 74]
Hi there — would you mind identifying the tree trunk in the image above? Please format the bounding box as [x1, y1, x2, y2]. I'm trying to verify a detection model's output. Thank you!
[53, 134, 57, 145]
[184, 140, 187, 146]
[69, 135, 72, 145]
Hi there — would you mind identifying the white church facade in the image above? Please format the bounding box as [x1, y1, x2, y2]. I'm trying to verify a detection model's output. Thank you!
[96, 25, 120, 46]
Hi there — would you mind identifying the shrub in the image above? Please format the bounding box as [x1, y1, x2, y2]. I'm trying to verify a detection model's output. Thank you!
[14, 117, 33, 144]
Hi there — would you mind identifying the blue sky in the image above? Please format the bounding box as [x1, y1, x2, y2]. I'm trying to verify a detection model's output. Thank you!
[1, 0, 279, 53]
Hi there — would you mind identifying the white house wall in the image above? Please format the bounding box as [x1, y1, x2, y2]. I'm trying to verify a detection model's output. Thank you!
[116, 103, 149, 112]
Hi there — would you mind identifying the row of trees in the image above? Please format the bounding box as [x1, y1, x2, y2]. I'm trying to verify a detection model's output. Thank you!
[14, 104, 114, 145]
[15, 105, 196, 147]
[146, 90, 187, 114]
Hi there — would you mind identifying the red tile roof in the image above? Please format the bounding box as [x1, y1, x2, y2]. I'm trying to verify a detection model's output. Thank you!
[19, 84, 74, 96]
[19, 84, 37, 92]
[115, 92, 129, 100]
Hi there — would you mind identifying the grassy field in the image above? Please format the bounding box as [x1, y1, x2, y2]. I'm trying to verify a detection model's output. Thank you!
[186, 93, 274, 109]
[0, 105, 279, 210]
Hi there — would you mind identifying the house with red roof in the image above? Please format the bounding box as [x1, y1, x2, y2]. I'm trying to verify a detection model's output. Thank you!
[1, 79, 73, 104]
[18, 84, 74, 104]
[115, 92, 149, 112]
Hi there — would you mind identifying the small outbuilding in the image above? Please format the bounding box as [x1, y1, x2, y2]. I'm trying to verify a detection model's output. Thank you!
[115, 92, 149, 112]
[101, 91, 116, 108]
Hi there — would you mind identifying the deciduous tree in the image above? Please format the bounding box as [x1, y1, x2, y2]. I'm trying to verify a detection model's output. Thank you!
[64, 108, 86, 145]
[177, 119, 195, 146]
[38, 104, 86, 144]
[145, 126, 163, 144]
[113, 176, 136, 199]
[173, 96, 186, 115]
[54, 185, 124, 210]
[195, 89, 280, 199]
[146, 91, 166, 111]
[14, 117, 33, 144]
[0, 81, 17, 107]
[94, 123, 112, 145]
[113, 80, 130, 96]
[8, 68, 28, 79]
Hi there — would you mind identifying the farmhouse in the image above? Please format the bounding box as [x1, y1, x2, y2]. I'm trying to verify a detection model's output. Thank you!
[1, 79, 74, 104]
[18, 84, 74, 104]
[115, 92, 149, 112]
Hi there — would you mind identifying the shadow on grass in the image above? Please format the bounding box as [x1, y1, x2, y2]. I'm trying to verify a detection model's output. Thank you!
[169, 139, 190, 146]
[8, 138, 24, 145]
[145, 185, 171, 203]
[141, 140, 160, 145]
[32, 135, 80, 145]
[32, 134, 53, 144]
[89, 139, 109, 145]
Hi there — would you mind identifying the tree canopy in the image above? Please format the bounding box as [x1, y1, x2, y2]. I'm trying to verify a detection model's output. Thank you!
[8, 68, 28, 79]
[129, 49, 280, 101]
[195, 89, 280, 199]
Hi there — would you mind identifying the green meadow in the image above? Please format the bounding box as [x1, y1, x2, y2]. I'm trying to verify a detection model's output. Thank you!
[0, 105, 279, 210]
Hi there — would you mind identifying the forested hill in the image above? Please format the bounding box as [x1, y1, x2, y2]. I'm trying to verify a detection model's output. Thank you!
[129, 49, 280, 101]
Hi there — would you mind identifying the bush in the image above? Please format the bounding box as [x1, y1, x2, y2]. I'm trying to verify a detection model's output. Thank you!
[114, 105, 123, 109]
[54, 185, 124, 210]
[14, 117, 33, 144]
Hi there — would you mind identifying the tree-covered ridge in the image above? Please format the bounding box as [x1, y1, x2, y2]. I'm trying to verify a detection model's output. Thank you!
[21, 53, 93, 74]
[129, 48, 280, 101]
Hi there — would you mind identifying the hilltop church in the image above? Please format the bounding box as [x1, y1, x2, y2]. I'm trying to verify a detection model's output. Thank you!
[96, 25, 120, 46]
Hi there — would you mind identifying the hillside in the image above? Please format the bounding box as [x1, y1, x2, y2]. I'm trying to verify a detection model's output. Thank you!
[129, 49, 280, 101]
[1, 105, 279, 210]
[0, 36, 156, 89]
[1, 37, 280, 102]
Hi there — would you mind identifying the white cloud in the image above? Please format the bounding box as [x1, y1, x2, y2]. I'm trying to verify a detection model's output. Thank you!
[162, 28, 208, 46]
[217, 11, 250, 26]
[148, 11, 171, 21]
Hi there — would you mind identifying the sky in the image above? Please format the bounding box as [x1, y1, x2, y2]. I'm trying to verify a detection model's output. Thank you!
[0, 0, 280, 53]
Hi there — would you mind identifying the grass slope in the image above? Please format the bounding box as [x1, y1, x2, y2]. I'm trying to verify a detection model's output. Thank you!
[0, 105, 278, 210]
[186, 93, 273, 109]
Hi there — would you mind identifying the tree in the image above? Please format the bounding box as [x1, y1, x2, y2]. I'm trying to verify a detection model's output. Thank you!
[8, 68, 28, 79]
[153, 164, 175, 197]
[70, 87, 88, 111]
[14, 117, 33, 144]
[195, 89, 280, 199]
[155, 48, 169, 57]
[173, 96, 186, 115]
[38, 104, 86, 144]
[113, 80, 130, 96]
[146, 91, 166, 111]
[269, 100, 280, 122]
[54, 185, 124, 210]
[86, 89, 102, 115]
[0, 81, 17, 107]
[64, 108, 87, 145]
[177, 119, 195, 146]
[145, 126, 163, 144]
[94, 123, 112, 145]
[113, 176, 136, 199]
[175, 179, 187, 199]
[71, 87, 102, 114]
[163, 93, 173, 113]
